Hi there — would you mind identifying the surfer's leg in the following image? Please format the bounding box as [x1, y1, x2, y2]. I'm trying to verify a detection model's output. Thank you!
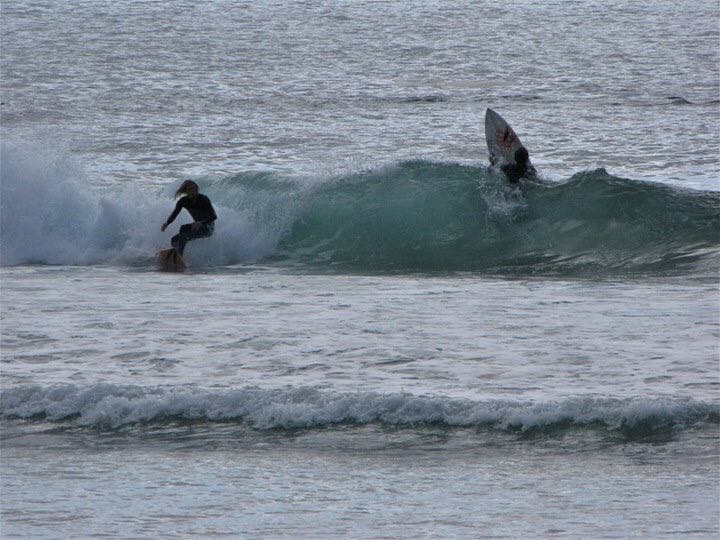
[198, 223, 214, 239]
[171, 224, 194, 256]
[173, 224, 213, 256]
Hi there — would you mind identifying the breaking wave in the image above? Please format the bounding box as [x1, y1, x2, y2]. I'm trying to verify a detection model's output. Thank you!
[2, 142, 718, 275]
[2, 384, 717, 438]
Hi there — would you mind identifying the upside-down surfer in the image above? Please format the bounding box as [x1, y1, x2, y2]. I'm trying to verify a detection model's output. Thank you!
[161, 180, 217, 256]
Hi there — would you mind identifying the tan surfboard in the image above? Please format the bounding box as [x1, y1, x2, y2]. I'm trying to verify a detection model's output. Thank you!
[156, 248, 186, 272]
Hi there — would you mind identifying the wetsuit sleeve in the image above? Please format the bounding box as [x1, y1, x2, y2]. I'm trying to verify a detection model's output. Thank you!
[165, 200, 184, 225]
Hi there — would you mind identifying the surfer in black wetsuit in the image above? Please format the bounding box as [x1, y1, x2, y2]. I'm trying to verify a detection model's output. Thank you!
[501, 146, 536, 184]
[161, 180, 217, 256]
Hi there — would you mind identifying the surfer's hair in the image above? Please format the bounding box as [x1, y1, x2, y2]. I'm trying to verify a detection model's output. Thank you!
[174, 180, 199, 198]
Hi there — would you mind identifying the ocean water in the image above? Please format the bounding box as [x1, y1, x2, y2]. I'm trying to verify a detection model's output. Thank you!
[1, 0, 719, 538]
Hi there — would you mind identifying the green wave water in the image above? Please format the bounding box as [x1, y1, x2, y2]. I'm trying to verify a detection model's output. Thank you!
[209, 161, 720, 275]
[3, 146, 717, 274]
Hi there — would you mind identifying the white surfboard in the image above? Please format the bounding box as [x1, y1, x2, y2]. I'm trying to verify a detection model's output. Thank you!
[484, 108, 532, 168]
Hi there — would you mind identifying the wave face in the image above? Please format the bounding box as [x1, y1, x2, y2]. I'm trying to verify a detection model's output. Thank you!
[1, 385, 717, 440]
[2, 142, 718, 275]
[274, 162, 719, 274]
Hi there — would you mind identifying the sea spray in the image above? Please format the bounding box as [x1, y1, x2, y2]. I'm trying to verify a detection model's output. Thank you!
[0, 142, 271, 267]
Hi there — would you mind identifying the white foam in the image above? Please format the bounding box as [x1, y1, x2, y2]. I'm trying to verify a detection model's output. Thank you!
[1, 384, 716, 432]
[0, 141, 274, 267]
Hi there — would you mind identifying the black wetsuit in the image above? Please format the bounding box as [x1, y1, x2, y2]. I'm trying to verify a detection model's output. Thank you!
[501, 162, 537, 184]
[166, 194, 217, 256]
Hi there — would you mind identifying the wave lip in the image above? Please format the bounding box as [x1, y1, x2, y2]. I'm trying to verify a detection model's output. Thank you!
[1, 384, 717, 438]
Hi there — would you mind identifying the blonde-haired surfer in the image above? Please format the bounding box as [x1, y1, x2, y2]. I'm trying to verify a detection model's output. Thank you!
[161, 180, 217, 256]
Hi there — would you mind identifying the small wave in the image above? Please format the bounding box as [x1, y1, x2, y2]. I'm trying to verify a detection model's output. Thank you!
[372, 94, 448, 104]
[401, 94, 447, 103]
[1, 384, 717, 438]
[667, 96, 693, 106]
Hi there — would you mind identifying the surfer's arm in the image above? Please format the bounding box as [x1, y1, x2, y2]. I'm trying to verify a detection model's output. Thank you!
[161, 201, 184, 231]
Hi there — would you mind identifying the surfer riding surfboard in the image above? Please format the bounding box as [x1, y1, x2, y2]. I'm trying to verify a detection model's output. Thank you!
[484, 108, 536, 183]
[157, 180, 217, 272]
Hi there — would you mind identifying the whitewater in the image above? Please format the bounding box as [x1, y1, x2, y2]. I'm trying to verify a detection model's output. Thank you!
[2, 1, 719, 538]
